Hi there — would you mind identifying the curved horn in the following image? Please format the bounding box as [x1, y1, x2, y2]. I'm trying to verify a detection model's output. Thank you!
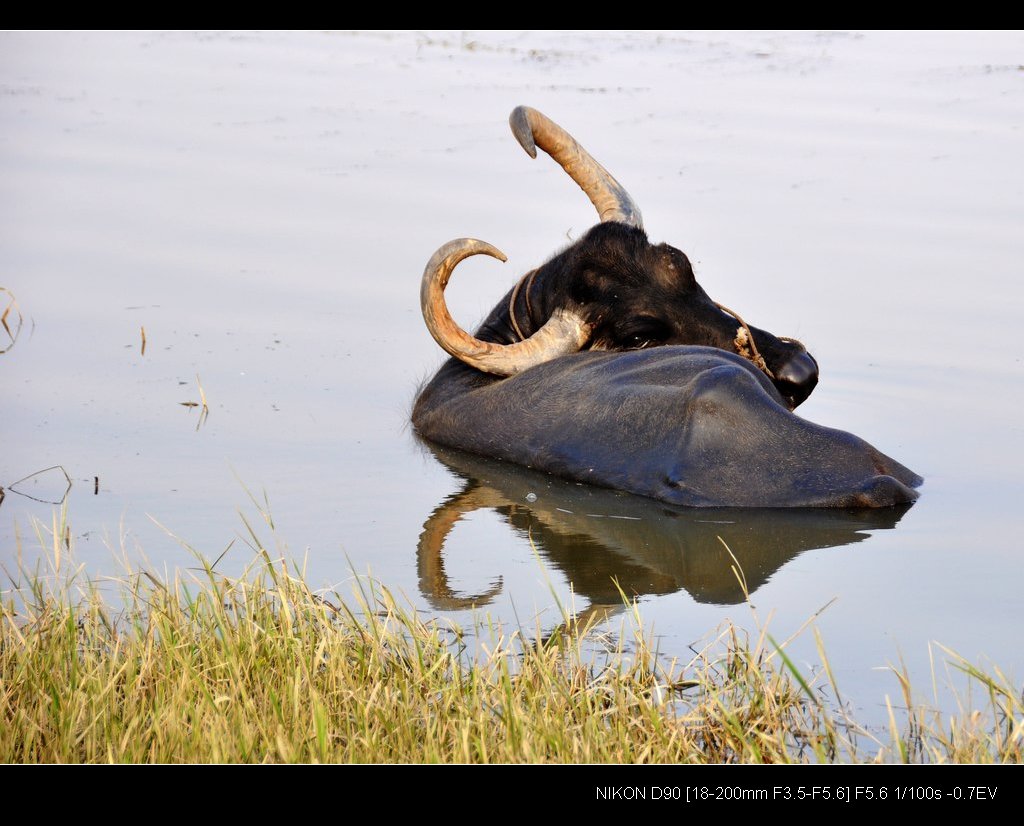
[510, 105, 643, 228]
[421, 239, 591, 377]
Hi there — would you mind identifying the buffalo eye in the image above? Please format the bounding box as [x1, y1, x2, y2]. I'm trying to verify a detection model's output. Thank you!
[615, 317, 672, 350]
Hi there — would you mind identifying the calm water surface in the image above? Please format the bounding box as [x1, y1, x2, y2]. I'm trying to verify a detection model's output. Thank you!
[3, 31, 1023, 726]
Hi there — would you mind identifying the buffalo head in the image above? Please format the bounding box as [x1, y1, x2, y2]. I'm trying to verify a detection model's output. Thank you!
[421, 106, 818, 409]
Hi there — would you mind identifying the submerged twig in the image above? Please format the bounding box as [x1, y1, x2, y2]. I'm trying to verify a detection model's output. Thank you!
[1, 287, 25, 354]
[196, 374, 209, 429]
[180, 375, 210, 429]
[3, 465, 73, 505]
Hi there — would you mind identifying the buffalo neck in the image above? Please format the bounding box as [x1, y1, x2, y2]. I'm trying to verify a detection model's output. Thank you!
[474, 263, 568, 347]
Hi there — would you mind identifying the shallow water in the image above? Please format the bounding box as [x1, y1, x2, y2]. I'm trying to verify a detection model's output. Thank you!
[3, 31, 1023, 726]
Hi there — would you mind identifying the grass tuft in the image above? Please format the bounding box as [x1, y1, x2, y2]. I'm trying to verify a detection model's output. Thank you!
[1, 520, 1021, 764]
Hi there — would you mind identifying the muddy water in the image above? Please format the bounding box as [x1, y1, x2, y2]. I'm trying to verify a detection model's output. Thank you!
[3, 31, 1023, 725]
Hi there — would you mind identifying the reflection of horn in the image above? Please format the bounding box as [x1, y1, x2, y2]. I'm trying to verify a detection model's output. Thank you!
[417, 481, 507, 610]
[417, 470, 641, 634]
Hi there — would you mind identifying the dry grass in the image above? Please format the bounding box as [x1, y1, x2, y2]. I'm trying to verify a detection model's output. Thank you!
[1, 509, 1020, 764]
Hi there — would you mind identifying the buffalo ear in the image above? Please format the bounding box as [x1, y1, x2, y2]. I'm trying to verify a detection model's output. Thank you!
[649, 244, 697, 290]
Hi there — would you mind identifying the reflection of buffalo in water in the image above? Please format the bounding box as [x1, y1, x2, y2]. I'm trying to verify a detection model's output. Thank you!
[418, 443, 913, 612]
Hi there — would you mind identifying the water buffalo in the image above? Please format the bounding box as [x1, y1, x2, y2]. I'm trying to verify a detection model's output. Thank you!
[412, 106, 921, 508]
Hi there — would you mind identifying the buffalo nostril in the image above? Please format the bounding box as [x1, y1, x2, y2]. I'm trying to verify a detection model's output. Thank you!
[776, 352, 819, 407]
[778, 352, 818, 387]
